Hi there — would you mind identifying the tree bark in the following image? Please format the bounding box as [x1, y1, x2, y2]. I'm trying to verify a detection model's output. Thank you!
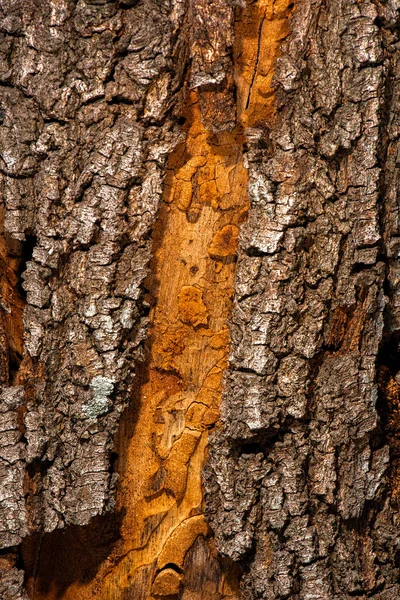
[0, 0, 399, 599]
[206, 1, 400, 598]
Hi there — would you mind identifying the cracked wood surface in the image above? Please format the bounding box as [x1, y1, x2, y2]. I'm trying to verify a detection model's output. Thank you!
[95, 88, 248, 599]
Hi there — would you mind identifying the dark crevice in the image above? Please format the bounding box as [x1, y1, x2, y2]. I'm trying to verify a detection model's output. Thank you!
[0, 545, 19, 557]
[108, 451, 119, 476]
[18, 233, 37, 301]
[21, 511, 125, 599]
[26, 458, 54, 481]
[232, 421, 296, 460]
[106, 96, 136, 106]
[9, 348, 23, 384]
[159, 562, 183, 575]
[376, 332, 400, 507]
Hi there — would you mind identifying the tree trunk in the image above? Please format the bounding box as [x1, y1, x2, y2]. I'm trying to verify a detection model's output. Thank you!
[0, 0, 399, 599]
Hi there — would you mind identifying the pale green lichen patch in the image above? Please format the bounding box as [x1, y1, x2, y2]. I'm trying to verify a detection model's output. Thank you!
[83, 376, 115, 419]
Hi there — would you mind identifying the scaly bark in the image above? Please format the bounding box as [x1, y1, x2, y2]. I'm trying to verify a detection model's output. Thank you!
[205, 1, 400, 598]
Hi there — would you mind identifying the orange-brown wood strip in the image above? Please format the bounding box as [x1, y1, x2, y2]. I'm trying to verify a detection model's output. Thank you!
[27, 2, 294, 598]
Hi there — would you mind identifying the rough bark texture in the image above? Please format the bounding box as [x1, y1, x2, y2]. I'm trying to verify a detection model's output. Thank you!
[0, 0, 187, 540]
[0, 0, 400, 598]
[205, 1, 400, 598]
[0, 0, 239, 597]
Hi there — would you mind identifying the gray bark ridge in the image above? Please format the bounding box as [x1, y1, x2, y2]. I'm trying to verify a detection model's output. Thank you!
[0, 0, 187, 542]
[205, 1, 400, 598]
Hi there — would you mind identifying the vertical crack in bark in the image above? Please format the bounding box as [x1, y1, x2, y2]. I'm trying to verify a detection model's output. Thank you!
[375, 7, 400, 516]
[235, 0, 293, 128]
[22, 1, 294, 598]
[245, 12, 266, 111]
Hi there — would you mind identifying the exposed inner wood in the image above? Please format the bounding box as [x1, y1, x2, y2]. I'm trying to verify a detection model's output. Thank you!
[24, 1, 293, 598]
[105, 89, 249, 598]
[0, 205, 25, 387]
[235, 0, 292, 128]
